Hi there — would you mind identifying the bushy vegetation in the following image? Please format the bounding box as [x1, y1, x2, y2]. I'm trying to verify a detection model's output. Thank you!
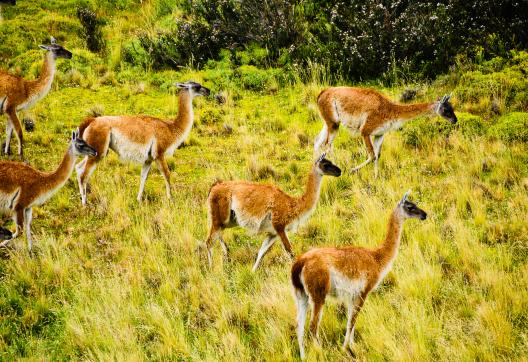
[0, 1, 527, 360]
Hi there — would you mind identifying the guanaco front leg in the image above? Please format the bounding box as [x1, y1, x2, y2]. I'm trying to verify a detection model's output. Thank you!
[156, 157, 172, 199]
[342, 291, 368, 351]
[277, 228, 294, 258]
[137, 161, 153, 202]
[372, 134, 385, 178]
[7, 107, 23, 159]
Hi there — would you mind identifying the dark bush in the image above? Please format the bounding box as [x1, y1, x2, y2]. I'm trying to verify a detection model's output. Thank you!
[137, 0, 528, 82]
[77, 7, 106, 53]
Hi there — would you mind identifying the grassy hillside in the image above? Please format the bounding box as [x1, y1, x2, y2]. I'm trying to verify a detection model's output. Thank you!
[1, 2, 527, 361]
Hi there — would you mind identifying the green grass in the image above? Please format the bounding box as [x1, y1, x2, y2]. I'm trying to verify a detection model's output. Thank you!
[1, 1, 527, 360]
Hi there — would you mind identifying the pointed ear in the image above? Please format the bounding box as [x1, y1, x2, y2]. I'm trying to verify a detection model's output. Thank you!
[39, 45, 49, 51]
[71, 131, 76, 141]
[175, 82, 188, 89]
[50, 36, 57, 44]
[316, 152, 326, 163]
[399, 189, 411, 205]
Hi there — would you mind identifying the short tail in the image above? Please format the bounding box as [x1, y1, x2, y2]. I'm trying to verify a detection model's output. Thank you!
[78, 117, 96, 138]
[291, 258, 306, 294]
[207, 179, 223, 197]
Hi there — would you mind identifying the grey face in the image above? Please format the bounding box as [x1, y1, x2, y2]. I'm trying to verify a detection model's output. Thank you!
[39, 38, 73, 59]
[0, 227, 13, 241]
[317, 158, 342, 177]
[71, 131, 97, 157]
[176, 81, 211, 97]
[401, 200, 427, 220]
[437, 95, 457, 124]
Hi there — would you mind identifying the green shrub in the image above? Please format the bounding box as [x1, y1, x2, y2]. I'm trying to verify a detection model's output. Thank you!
[488, 112, 528, 142]
[401, 117, 455, 147]
[456, 112, 487, 137]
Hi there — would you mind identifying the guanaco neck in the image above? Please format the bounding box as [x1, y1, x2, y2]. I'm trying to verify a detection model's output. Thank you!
[389, 102, 435, 122]
[294, 166, 323, 217]
[375, 208, 404, 268]
[171, 90, 194, 135]
[42, 144, 75, 191]
[26, 52, 56, 98]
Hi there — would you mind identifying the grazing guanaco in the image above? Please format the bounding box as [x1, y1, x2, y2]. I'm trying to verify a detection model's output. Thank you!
[291, 191, 427, 359]
[75, 81, 210, 205]
[314, 87, 457, 176]
[0, 37, 72, 159]
[205, 154, 342, 271]
[0, 130, 96, 251]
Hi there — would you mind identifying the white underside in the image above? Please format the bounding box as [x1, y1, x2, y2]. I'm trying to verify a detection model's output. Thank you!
[372, 120, 404, 136]
[329, 268, 367, 300]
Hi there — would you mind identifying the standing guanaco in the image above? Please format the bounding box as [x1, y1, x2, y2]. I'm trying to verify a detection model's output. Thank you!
[0, 37, 72, 159]
[291, 191, 427, 359]
[314, 87, 457, 176]
[205, 154, 342, 271]
[0, 130, 96, 251]
[75, 81, 210, 205]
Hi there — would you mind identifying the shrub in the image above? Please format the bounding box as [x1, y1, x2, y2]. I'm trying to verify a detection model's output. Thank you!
[76, 7, 106, 53]
[401, 117, 455, 147]
[488, 112, 528, 142]
[456, 112, 487, 137]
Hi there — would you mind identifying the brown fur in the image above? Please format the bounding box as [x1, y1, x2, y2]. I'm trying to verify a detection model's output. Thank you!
[0, 52, 57, 158]
[205, 161, 338, 271]
[76, 89, 200, 204]
[315, 87, 435, 175]
[0, 134, 95, 251]
[291, 197, 426, 358]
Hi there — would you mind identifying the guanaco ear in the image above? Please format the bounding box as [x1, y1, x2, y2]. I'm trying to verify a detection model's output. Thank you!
[50, 36, 57, 45]
[71, 130, 77, 141]
[175, 82, 189, 89]
[399, 189, 411, 205]
[316, 152, 326, 163]
[39, 45, 50, 51]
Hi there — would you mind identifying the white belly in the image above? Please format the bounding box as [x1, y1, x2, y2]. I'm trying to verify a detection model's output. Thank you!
[231, 197, 274, 234]
[372, 120, 403, 136]
[330, 268, 366, 299]
[110, 130, 155, 164]
[341, 112, 368, 135]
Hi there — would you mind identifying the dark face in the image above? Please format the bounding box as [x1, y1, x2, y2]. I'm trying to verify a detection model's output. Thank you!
[317, 158, 342, 177]
[402, 200, 427, 220]
[0, 227, 13, 241]
[72, 134, 97, 157]
[39, 43, 73, 59]
[178, 81, 211, 97]
[438, 100, 457, 124]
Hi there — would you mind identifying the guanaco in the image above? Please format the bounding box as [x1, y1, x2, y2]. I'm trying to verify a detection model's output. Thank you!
[0, 37, 72, 159]
[291, 191, 427, 359]
[75, 81, 210, 205]
[205, 154, 342, 271]
[0, 130, 96, 251]
[0, 227, 12, 241]
[314, 87, 457, 176]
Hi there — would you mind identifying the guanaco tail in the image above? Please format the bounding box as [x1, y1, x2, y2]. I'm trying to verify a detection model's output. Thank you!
[314, 87, 457, 176]
[0, 130, 96, 251]
[291, 190, 427, 359]
[0, 36, 72, 159]
[205, 154, 342, 271]
[75, 81, 210, 205]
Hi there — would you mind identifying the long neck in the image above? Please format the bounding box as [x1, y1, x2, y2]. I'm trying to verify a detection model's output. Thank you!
[171, 90, 194, 132]
[37, 52, 56, 88]
[43, 145, 75, 189]
[294, 167, 323, 215]
[376, 208, 405, 268]
[389, 102, 434, 122]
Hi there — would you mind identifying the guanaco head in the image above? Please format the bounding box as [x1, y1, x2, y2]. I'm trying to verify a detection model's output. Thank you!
[315, 153, 342, 177]
[0, 227, 12, 241]
[71, 129, 97, 157]
[39, 36, 73, 59]
[398, 190, 427, 220]
[435, 94, 457, 124]
[176, 81, 211, 97]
